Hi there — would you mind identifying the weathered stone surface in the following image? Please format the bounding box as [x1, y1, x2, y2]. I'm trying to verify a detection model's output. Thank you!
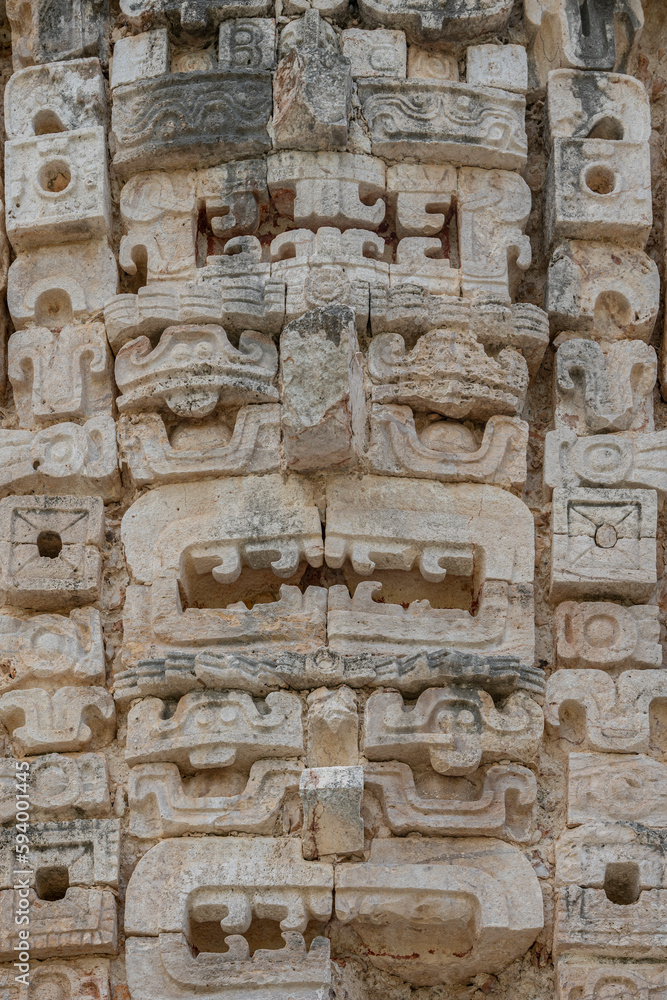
[7, 239, 118, 330]
[544, 428, 667, 494]
[0, 753, 110, 823]
[545, 138, 652, 248]
[5, 128, 111, 251]
[365, 761, 536, 840]
[128, 759, 302, 838]
[273, 12, 351, 151]
[4, 57, 107, 139]
[280, 306, 365, 471]
[545, 668, 667, 753]
[567, 752, 667, 827]
[115, 325, 277, 416]
[556, 958, 667, 1000]
[110, 29, 168, 88]
[334, 837, 543, 986]
[0, 494, 105, 610]
[118, 406, 280, 486]
[556, 820, 667, 889]
[554, 339, 656, 435]
[6, 0, 110, 70]
[300, 765, 364, 858]
[8, 323, 114, 428]
[550, 487, 657, 601]
[119, 0, 271, 29]
[0, 606, 105, 694]
[0, 887, 117, 959]
[547, 240, 660, 341]
[355, 0, 513, 44]
[0, 686, 116, 753]
[267, 151, 385, 229]
[0, 818, 120, 888]
[466, 43, 528, 92]
[407, 46, 459, 80]
[341, 28, 406, 78]
[554, 885, 667, 958]
[358, 79, 527, 168]
[368, 407, 528, 488]
[0, 958, 111, 1000]
[525, 0, 644, 89]
[547, 68, 651, 142]
[306, 685, 358, 767]
[126, 689, 304, 770]
[386, 162, 456, 238]
[365, 686, 543, 775]
[218, 17, 276, 70]
[554, 601, 662, 670]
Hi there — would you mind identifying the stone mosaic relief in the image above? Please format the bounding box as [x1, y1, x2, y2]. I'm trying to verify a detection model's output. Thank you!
[0, 1, 665, 999]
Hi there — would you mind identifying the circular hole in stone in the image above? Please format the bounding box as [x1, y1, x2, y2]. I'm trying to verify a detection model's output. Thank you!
[38, 159, 71, 193]
[584, 164, 616, 195]
[37, 530, 63, 559]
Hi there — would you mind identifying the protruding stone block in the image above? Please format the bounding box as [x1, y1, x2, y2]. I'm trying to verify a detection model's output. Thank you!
[466, 43, 528, 92]
[547, 68, 651, 143]
[556, 958, 667, 1000]
[550, 487, 657, 601]
[280, 305, 365, 471]
[555, 601, 661, 670]
[0, 818, 120, 889]
[568, 752, 667, 827]
[119, 0, 271, 30]
[218, 17, 276, 72]
[306, 685, 359, 767]
[6, 0, 110, 70]
[335, 837, 543, 986]
[0, 958, 111, 1000]
[0, 686, 116, 753]
[341, 28, 406, 78]
[110, 29, 168, 88]
[386, 162, 455, 238]
[4, 57, 107, 139]
[356, 0, 513, 44]
[300, 765, 364, 858]
[544, 427, 667, 495]
[554, 885, 667, 958]
[0, 494, 104, 610]
[0, 753, 110, 823]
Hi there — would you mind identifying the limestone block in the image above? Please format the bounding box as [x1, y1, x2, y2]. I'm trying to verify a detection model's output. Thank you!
[365, 761, 536, 840]
[6, 0, 110, 70]
[390, 237, 460, 296]
[122, 580, 327, 664]
[545, 138, 652, 248]
[365, 686, 543, 775]
[555, 601, 661, 670]
[218, 18, 276, 71]
[471, 299, 550, 380]
[335, 837, 543, 986]
[556, 958, 667, 1000]
[0, 753, 110, 823]
[125, 690, 304, 770]
[5, 128, 111, 251]
[0, 606, 105, 695]
[306, 686, 358, 767]
[118, 406, 280, 486]
[368, 328, 529, 420]
[546, 240, 660, 341]
[325, 477, 534, 583]
[458, 167, 532, 301]
[466, 44, 528, 92]
[407, 46, 459, 80]
[122, 474, 323, 588]
[5, 58, 107, 139]
[328, 579, 535, 662]
[341, 28, 406, 79]
[0, 958, 111, 1000]
[550, 487, 657, 601]
[125, 933, 332, 1000]
[567, 752, 667, 827]
[128, 759, 302, 838]
[356, 0, 512, 44]
[554, 885, 667, 958]
[273, 12, 351, 152]
[554, 339, 656, 436]
[386, 162, 455, 238]
[0, 687, 116, 753]
[119, 0, 270, 29]
[547, 68, 651, 143]
[280, 305, 365, 471]
[0, 887, 117, 959]
[367, 647, 544, 696]
[358, 79, 527, 169]
[0, 416, 120, 499]
[124, 836, 333, 936]
[556, 821, 667, 892]
[8, 323, 114, 429]
[524, 0, 644, 91]
[270, 227, 388, 333]
[267, 151, 385, 230]
[545, 668, 667, 753]
[110, 29, 168, 88]
[301, 766, 364, 859]
[367, 407, 528, 488]
[0, 818, 120, 889]
[115, 325, 277, 417]
[7, 240, 118, 330]
[111, 59, 272, 176]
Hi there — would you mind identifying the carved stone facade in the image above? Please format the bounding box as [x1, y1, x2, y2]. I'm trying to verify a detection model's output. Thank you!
[0, 2, 665, 1000]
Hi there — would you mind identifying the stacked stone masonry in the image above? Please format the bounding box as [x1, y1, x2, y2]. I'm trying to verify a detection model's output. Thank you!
[0, 1, 666, 999]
